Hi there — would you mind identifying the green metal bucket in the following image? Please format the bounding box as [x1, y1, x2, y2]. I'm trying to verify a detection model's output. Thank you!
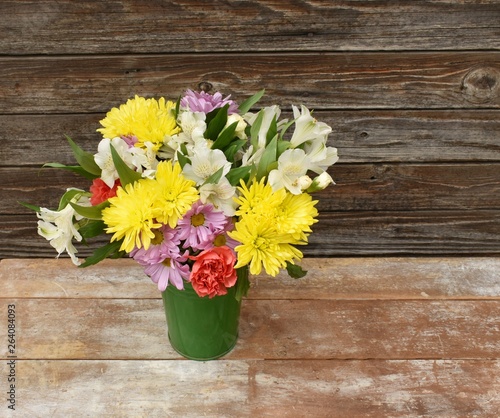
[161, 268, 246, 360]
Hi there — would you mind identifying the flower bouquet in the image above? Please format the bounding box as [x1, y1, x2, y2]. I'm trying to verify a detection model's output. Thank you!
[24, 88, 338, 359]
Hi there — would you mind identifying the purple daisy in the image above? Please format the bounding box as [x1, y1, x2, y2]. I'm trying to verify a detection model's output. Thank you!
[130, 225, 190, 291]
[212, 218, 239, 250]
[144, 257, 191, 291]
[181, 89, 239, 115]
[177, 201, 230, 251]
[130, 225, 181, 265]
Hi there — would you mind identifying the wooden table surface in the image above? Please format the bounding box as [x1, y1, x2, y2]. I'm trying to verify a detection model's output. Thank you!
[1, 257, 499, 417]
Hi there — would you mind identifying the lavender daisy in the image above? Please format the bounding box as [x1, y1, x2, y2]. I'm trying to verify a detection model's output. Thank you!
[177, 200, 229, 251]
[212, 218, 239, 250]
[181, 89, 239, 115]
[130, 225, 181, 265]
[130, 224, 190, 291]
[144, 257, 191, 291]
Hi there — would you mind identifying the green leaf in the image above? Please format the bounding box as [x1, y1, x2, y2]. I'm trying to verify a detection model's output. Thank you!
[238, 89, 265, 114]
[256, 134, 278, 180]
[211, 121, 238, 151]
[279, 118, 296, 140]
[110, 144, 142, 187]
[203, 166, 224, 185]
[174, 96, 181, 118]
[58, 189, 87, 211]
[223, 138, 247, 161]
[226, 165, 252, 186]
[176, 151, 190, 169]
[79, 240, 125, 268]
[205, 104, 229, 141]
[234, 266, 250, 302]
[266, 114, 278, 144]
[277, 139, 290, 158]
[175, 143, 191, 169]
[19, 201, 40, 212]
[70, 200, 109, 220]
[42, 162, 99, 180]
[249, 110, 265, 150]
[78, 219, 106, 239]
[65, 135, 101, 176]
[286, 262, 308, 279]
[180, 143, 189, 156]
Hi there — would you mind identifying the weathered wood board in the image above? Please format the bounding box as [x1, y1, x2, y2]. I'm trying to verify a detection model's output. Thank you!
[0, 257, 499, 416]
[1, 1, 500, 415]
[2, 257, 500, 300]
[1, 1, 499, 53]
[9, 359, 500, 417]
[1, 1, 500, 258]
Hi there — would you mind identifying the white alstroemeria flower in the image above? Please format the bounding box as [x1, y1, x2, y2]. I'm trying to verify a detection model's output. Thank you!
[226, 114, 247, 140]
[162, 112, 210, 160]
[182, 147, 231, 185]
[37, 192, 90, 266]
[240, 145, 265, 168]
[290, 105, 332, 148]
[303, 140, 339, 173]
[176, 111, 207, 148]
[199, 177, 237, 216]
[268, 148, 312, 195]
[94, 137, 136, 187]
[129, 141, 158, 179]
[244, 105, 281, 149]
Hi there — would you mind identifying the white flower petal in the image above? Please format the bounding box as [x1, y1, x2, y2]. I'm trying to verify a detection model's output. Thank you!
[199, 178, 237, 216]
[290, 105, 332, 148]
[182, 148, 231, 185]
[94, 137, 136, 187]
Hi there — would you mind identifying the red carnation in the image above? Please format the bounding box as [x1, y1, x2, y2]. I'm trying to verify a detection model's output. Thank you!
[89, 178, 121, 206]
[189, 246, 237, 298]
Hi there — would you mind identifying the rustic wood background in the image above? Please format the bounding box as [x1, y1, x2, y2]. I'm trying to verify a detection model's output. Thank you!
[1, 0, 500, 259]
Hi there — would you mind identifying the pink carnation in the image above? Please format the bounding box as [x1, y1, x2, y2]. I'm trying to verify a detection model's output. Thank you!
[189, 246, 237, 298]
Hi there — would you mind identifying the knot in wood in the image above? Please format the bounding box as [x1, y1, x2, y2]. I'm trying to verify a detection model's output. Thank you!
[198, 81, 213, 92]
[461, 67, 500, 104]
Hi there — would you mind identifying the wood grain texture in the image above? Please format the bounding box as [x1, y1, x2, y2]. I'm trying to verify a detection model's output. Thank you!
[5, 359, 499, 417]
[0, 268, 500, 359]
[1, 53, 500, 114]
[4, 163, 500, 214]
[0, 256, 499, 416]
[3, 110, 500, 166]
[309, 211, 500, 255]
[1, 1, 499, 414]
[1, 298, 499, 360]
[1, 0, 499, 54]
[3, 257, 499, 300]
[1, 1, 499, 258]
[2, 210, 500, 258]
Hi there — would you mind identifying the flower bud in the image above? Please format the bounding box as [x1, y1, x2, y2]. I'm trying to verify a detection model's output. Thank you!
[226, 114, 248, 139]
[297, 175, 313, 191]
[306, 172, 334, 193]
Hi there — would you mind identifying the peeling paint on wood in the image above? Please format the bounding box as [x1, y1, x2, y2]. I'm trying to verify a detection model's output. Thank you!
[0, 257, 499, 415]
[10, 359, 500, 417]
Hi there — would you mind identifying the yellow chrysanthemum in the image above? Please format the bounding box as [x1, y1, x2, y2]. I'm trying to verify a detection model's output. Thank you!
[229, 216, 302, 276]
[234, 178, 286, 219]
[153, 161, 199, 228]
[102, 180, 162, 253]
[97, 95, 180, 150]
[275, 192, 319, 242]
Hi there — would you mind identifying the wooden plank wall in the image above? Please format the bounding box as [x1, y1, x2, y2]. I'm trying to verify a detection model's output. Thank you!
[1, 1, 499, 259]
